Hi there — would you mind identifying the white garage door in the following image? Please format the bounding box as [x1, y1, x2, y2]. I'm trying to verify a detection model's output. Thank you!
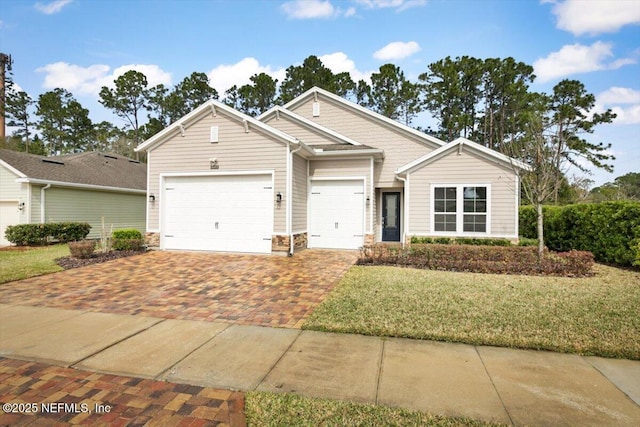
[309, 180, 364, 249]
[162, 174, 273, 253]
[0, 201, 20, 246]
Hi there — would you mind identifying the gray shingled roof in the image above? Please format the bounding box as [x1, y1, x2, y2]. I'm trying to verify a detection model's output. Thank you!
[0, 149, 146, 191]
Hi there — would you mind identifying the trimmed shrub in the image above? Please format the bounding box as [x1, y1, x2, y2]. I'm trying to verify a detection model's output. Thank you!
[359, 244, 594, 277]
[5, 222, 91, 246]
[518, 237, 538, 247]
[112, 229, 145, 251]
[410, 236, 512, 246]
[68, 240, 96, 259]
[520, 202, 640, 267]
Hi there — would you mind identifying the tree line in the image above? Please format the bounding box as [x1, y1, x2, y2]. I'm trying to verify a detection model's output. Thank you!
[3, 54, 615, 186]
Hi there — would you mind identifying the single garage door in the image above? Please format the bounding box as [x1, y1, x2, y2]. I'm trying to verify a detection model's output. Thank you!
[309, 180, 364, 249]
[0, 201, 20, 246]
[162, 174, 273, 253]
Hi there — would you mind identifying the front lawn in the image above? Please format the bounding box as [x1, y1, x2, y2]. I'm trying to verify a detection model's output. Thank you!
[303, 264, 640, 359]
[0, 244, 69, 284]
[245, 392, 504, 427]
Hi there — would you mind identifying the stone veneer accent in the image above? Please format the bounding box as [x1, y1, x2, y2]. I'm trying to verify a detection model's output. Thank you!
[272, 233, 308, 252]
[145, 232, 160, 247]
[293, 232, 307, 249]
[272, 235, 290, 252]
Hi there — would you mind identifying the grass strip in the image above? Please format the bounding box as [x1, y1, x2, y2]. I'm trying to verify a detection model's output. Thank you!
[245, 391, 505, 427]
[303, 264, 640, 359]
[0, 245, 69, 284]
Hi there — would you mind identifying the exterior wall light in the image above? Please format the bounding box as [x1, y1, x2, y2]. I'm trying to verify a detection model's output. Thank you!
[276, 192, 282, 203]
[18, 202, 25, 211]
[149, 194, 156, 202]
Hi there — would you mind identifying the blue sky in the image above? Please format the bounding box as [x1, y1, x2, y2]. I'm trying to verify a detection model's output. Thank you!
[1, 0, 638, 186]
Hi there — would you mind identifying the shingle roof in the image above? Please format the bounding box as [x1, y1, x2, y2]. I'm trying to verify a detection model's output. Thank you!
[0, 149, 147, 191]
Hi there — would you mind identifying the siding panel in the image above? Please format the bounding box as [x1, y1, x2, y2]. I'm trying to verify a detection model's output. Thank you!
[290, 98, 438, 187]
[147, 112, 288, 233]
[0, 165, 29, 224]
[408, 149, 518, 237]
[44, 187, 145, 238]
[264, 115, 335, 146]
[292, 154, 307, 232]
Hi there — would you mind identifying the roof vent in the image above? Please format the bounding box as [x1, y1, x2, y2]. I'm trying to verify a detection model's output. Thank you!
[104, 154, 118, 160]
[42, 158, 64, 165]
[128, 159, 140, 164]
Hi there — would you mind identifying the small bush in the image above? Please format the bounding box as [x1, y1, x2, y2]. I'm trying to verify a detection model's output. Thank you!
[112, 229, 144, 251]
[5, 222, 91, 246]
[518, 237, 539, 247]
[359, 244, 594, 277]
[112, 238, 145, 251]
[69, 240, 96, 259]
[112, 229, 143, 240]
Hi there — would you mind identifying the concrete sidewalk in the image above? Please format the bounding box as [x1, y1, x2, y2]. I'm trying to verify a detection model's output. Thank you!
[1, 303, 639, 426]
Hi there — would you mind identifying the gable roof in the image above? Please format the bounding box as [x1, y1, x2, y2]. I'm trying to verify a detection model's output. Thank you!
[282, 86, 446, 149]
[395, 137, 531, 175]
[0, 149, 146, 192]
[258, 105, 362, 146]
[136, 99, 300, 152]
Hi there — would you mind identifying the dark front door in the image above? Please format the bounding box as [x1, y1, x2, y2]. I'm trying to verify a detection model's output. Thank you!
[382, 192, 401, 241]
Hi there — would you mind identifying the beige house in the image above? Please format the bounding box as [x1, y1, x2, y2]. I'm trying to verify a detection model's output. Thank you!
[136, 87, 527, 254]
[0, 149, 146, 245]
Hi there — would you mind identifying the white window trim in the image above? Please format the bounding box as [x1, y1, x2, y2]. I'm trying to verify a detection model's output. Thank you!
[430, 183, 492, 236]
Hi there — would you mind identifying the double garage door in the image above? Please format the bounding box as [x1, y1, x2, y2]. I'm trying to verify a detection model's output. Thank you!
[309, 180, 365, 250]
[162, 174, 273, 253]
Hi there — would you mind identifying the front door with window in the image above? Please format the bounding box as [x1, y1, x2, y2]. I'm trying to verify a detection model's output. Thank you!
[382, 192, 401, 241]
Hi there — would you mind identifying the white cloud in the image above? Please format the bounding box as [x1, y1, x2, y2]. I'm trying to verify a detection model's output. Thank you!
[596, 87, 640, 125]
[280, 0, 335, 19]
[610, 104, 640, 125]
[36, 62, 172, 96]
[533, 41, 635, 82]
[355, 0, 427, 12]
[207, 57, 286, 96]
[34, 0, 72, 15]
[549, 0, 640, 36]
[344, 7, 356, 17]
[319, 52, 372, 82]
[598, 87, 640, 105]
[373, 41, 421, 61]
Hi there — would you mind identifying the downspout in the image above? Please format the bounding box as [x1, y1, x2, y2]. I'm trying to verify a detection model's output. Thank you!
[288, 142, 304, 256]
[396, 175, 407, 247]
[40, 184, 51, 223]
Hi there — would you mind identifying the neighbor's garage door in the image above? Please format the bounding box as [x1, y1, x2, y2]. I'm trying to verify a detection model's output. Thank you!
[0, 201, 20, 246]
[162, 174, 273, 253]
[309, 180, 364, 249]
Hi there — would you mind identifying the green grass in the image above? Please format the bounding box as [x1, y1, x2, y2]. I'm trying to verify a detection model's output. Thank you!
[245, 392, 504, 427]
[0, 245, 69, 284]
[304, 264, 640, 359]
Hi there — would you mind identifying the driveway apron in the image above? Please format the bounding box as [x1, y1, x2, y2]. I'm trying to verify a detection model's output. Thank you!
[0, 250, 357, 328]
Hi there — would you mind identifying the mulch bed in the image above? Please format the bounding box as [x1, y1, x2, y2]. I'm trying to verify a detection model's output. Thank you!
[56, 250, 145, 270]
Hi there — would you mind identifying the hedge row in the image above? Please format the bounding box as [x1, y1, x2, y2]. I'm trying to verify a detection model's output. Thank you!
[5, 222, 91, 246]
[410, 236, 512, 246]
[358, 244, 594, 277]
[520, 201, 640, 266]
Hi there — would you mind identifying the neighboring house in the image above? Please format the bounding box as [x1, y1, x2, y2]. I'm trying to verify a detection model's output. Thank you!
[0, 149, 146, 245]
[136, 86, 528, 254]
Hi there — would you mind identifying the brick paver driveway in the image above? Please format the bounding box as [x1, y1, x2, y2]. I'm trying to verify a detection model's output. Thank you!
[0, 250, 357, 328]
